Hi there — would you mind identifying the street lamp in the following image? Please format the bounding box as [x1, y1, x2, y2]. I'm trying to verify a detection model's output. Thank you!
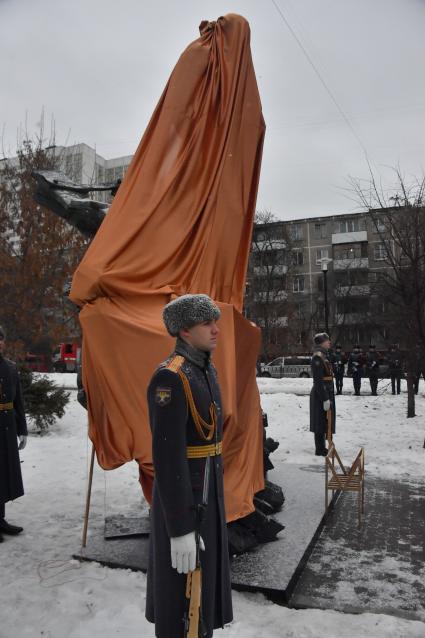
[319, 258, 333, 334]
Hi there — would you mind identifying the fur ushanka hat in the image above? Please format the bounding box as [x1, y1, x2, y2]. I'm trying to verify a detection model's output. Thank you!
[313, 332, 330, 346]
[163, 294, 221, 337]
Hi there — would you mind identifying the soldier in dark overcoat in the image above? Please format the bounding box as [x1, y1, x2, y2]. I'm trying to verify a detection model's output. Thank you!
[0, 326, 28, 542]
[330, 344, 345, 395]
[365, 344, 380, 396]
[145, 295, 233, 638]
[348, 345, 363, 395]
[387, 344, 403, 395]
[310, 333, 335, 456]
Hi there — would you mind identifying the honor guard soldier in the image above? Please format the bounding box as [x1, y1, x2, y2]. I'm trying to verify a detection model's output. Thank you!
[145, 294, 233, 638]
[310, 333, 335, 456]
[387, 344, 403, 395]
[0, 326, 28, 541]
[331, 344, 345, 395]
[348, 345, 363, 396]
[366, 344, 380, 396]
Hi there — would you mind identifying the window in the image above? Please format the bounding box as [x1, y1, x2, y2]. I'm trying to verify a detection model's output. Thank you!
[338, 218, 359, 233]
[289, 223, 303, 241]
[316, 248, 329, 265]
[293, 276, 305, 293]
[333, 242, 366, 260]
[314, 223, 327, 239]
[292, 249, 303, 266]
[336, 298, 369, 314]
[96, 165, 105, 183]
[270, 358, 283, 366]
[115, 166, 125, 180]
[373, 218, 386, 233]
[374, 243, 386, 261]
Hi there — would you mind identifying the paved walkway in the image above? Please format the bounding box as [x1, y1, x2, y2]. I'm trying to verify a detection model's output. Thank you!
[290, 475, 425, 621]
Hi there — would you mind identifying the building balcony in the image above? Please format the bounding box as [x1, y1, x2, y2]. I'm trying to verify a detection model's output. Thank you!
[255, 316, 288, 328]
[331, 231, 368, 244]
[254, 290, 288, 302]
[334, 285, 370, 297]
[251, 239, 287, 251]
[333, 257, 369, 270]
[335, 312, 368, 325]
[253, 264, 288, 275]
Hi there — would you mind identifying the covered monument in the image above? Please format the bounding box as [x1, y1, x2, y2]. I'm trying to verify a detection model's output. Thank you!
[70, 14, 266, 523]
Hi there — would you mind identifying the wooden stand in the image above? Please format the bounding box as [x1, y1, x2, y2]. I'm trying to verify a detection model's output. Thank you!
[325, 444, 365, 528]
[325, 408, 365, 528]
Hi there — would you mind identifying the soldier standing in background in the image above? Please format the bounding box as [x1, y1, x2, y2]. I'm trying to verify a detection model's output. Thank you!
[309, 333, 335, 456]
[387, 344, 403, 395]
[348, 344, 363, 396]
[366, 344, 380, 396]
[0, 326, 28, 542]
[331, 344, 345, 395]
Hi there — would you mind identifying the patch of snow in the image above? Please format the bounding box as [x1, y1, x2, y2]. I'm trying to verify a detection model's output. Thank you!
[1, 377, 424, 636]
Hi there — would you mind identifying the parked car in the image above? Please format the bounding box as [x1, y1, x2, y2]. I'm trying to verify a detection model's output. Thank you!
[260, 356, 311, 379]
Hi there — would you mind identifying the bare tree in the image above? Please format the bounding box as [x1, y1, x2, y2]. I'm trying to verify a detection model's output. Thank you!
[348, 168, 425, 418]
[245, 211, 294, 360]
[0, 126, 88, 358]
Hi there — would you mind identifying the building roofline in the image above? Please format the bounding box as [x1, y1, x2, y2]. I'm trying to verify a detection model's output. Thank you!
[255, 206, 404, 228]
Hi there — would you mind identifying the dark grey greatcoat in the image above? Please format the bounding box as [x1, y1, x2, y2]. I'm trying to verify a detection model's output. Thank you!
[366, 351, 380, 379]
[309, 348, 336, 435]
[145, 338, 233, 638]
[0, 355, 27, 505]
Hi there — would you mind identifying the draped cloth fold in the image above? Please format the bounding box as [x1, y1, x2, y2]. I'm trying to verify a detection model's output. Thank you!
[70, 13, 266, 522]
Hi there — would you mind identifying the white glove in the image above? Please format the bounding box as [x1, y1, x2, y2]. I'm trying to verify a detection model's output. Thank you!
[323, 400, 331, 412]
[18, 435, 27, 450]
[170, 532, 205, 574]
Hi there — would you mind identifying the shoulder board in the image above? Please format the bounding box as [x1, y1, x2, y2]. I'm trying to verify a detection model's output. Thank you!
[165, 355, 185, 374]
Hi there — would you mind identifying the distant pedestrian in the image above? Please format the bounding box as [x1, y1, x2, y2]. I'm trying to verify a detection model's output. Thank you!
[387, 344, 403, 395]
[348, 345, 363, 396]
[0, 325, 28, 542]
[310, 333, 335, 456]
[366, 344, 380, 396]
[330, 344, 345, 395]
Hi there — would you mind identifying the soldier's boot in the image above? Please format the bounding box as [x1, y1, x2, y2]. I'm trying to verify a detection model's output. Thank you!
[0, 520, 23, 535]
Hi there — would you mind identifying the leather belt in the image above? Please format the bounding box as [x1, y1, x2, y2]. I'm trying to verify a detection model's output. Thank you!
[323, 377, 333, 381]
[0, 402, 13, 411]
[187, 441, 222, 459]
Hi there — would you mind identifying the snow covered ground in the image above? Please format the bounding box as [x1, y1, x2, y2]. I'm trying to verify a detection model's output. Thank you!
[1, 375, 424, 637]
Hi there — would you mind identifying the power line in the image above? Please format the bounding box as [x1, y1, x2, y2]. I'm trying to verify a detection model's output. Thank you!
[270, 0, 371, 160]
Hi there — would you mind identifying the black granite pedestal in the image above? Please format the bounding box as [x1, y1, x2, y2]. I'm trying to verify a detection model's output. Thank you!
[74, 462, 328, 600]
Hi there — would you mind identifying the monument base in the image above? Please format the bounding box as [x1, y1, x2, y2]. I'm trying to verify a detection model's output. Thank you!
[74, 462, 329, 601]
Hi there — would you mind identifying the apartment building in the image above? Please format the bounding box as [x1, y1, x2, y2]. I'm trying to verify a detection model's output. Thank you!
[247, 210, 392, 353]
[49, 143, 133, 203]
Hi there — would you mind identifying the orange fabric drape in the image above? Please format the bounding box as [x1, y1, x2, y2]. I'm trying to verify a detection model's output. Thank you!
[70, 13, 266, 522]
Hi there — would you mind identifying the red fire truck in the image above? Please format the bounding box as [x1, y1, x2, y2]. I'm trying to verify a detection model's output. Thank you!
[52, 342, 81, 372]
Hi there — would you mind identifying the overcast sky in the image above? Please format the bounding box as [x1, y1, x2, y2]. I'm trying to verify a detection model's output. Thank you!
[1, 0, 424, 219]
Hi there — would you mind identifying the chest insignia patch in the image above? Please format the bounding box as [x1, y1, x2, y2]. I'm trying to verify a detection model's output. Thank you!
[155, 387, 172, 406]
